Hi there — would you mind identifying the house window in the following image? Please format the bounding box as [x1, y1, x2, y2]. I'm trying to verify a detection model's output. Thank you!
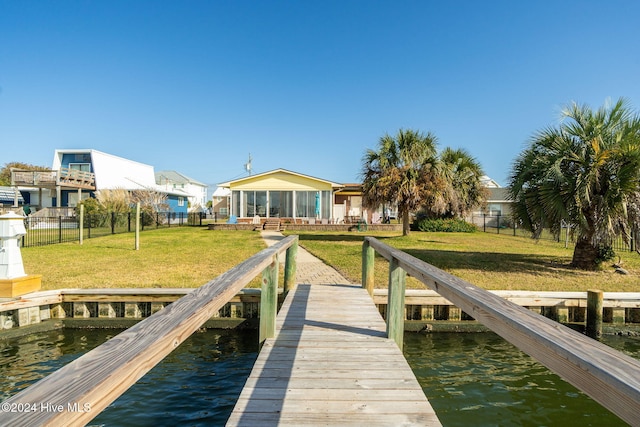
[269, 191, 293, 217]
[487, 204, 502, 216]
[178, 197, 184, 207]
[69, 163, 91, 172]
[243, 191, 267, 217]
[295, 191, 326, 218]
[232, 191, 240, 216]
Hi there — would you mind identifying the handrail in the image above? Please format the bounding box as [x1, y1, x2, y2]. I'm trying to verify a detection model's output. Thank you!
[363, 236, 640, 426]
[0, 235, 298, 426]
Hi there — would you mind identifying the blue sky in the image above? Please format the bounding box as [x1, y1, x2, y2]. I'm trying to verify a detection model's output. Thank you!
[2, 1, 640, 190]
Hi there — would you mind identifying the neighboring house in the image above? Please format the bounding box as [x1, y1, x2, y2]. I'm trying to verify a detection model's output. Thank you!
[211, 186, 231, 217]
[219, 169, 344, 222]
[155, 170, 208, 211]
[13, 149, 188, 215]
[483, 187, 511, 217]
[468, 175, 512, 227]
[0, 186, 25, 213]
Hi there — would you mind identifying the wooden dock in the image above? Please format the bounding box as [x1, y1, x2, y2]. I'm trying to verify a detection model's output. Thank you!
[228, 235, 440, 426]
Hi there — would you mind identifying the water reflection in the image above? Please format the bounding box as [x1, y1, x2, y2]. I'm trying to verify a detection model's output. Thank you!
[404, 332, 639, 427]
[0, 328, 258, 426]
[2, 328, 639, 426]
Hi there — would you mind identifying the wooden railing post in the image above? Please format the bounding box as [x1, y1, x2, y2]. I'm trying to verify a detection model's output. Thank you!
[587, 289, 603, 339]
[260, 253, 279, 345]
[387, 256, 406, 349]
[362, 238, 375, 295]
[283, 237, 298, 294]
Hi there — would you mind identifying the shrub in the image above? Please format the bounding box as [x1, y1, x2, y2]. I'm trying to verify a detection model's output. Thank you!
[414, 218, 477, 233]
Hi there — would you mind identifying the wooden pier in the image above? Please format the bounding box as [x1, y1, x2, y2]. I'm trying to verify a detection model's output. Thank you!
[3, 232, 640, 426]
[227, 232, 440, 426]
[227, 283, 440, 426]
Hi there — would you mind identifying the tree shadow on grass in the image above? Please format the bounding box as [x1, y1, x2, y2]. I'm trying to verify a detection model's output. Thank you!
[401, 248, 579, 276]
[297, 233, 393, 243]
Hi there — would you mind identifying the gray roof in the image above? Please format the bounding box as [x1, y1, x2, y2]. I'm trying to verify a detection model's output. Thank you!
[155, 170, 206, 187]
[488, 187, 510, 202]
[0, 186, 24, 204]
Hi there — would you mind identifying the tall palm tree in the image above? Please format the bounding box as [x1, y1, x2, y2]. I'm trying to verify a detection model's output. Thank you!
[361, 129, 443, 236]
[439, 147, 488, 218]
[509, 98, 640, 270]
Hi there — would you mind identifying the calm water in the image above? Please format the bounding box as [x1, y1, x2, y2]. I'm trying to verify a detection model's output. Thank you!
[404, 331, 640, 427]
[1, 328, 639, 426]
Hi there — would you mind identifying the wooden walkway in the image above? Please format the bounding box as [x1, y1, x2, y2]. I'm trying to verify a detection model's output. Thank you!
[227, 233, 440, 426]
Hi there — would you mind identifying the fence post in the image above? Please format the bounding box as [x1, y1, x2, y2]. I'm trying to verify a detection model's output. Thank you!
[79, 205, 84, 245]
[362, 239, 375, 296]
[387, 256, 406, 349]
[259, 253, 279, 345]
[284, 238, 298, 294]
[586, 289, 603, 339]
[111, 212, 115, 234]
[497, 213, 501, 234]
[58, 216, 62, 243]
[483, 214, 486, 232]
[135, 202, 140, 251]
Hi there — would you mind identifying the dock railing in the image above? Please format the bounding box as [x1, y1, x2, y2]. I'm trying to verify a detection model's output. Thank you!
[0, 235, 298, 427]
[362, 236, 640, 426]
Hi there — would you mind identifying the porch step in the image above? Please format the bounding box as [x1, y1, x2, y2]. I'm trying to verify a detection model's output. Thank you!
[263, 218, 282, 231]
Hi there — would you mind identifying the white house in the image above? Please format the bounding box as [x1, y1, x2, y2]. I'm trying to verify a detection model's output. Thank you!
[155, 170, 208, 211]
[14, 149, 190, 214]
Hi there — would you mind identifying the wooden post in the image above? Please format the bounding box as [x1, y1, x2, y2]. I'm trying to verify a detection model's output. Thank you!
[79, 204, 84, 245]
[135, 202, 140, 250]
[387, 256, 406, 349]
[283, 238, 298, 294]
[362, 239, 375, 296]
[260, 254, 279, 345]
[587, 289, 603, 339]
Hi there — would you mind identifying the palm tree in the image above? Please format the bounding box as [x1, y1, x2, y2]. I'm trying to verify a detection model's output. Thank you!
[439, 147, 488, 218]
[509, 98, 640, 270]
[361, 129, 443, 236]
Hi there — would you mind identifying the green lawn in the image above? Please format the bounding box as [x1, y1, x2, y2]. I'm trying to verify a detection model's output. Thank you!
[286, 230, 640, 292]
[21, 228, 266, 290]
[19, 227, 640, 292]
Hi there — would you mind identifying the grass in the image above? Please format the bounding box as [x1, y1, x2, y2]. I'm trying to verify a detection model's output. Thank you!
[21, 228, 266, 290]
[285, 230, 640, 292]
[19, 227, 640, 292]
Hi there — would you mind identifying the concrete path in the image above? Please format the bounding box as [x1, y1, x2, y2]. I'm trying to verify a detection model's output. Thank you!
[260, 231, 352, 286]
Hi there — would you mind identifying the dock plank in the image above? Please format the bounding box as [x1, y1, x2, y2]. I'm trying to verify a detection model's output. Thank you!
[227, 283, 441, 426]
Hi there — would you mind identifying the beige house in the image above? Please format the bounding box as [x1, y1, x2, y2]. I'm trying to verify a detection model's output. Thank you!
[218, 169, 343, 222]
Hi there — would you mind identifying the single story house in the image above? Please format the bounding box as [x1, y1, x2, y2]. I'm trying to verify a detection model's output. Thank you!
[218, 169, 344, 223]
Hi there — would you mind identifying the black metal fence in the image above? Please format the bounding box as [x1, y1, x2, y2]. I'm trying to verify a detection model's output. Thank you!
[469, 214, 639, 253]
[20, 212, 207, 248]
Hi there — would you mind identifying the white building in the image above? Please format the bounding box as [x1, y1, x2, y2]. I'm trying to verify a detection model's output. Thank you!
[155, 170, 208, 211]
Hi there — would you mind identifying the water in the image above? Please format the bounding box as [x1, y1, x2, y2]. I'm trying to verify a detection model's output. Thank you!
[404, 331, 640, 427]
[0, 328, 259, 426]
[1, 329, 639, 426]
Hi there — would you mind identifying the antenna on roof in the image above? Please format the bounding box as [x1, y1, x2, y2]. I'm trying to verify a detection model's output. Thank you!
[244, 153, 252, 175]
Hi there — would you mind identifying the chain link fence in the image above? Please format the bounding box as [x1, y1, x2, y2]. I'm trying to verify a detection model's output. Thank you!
[469, 214, 639, 254]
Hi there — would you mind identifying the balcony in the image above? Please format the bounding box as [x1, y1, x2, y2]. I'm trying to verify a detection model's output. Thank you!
[11, 168, 96, 190]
